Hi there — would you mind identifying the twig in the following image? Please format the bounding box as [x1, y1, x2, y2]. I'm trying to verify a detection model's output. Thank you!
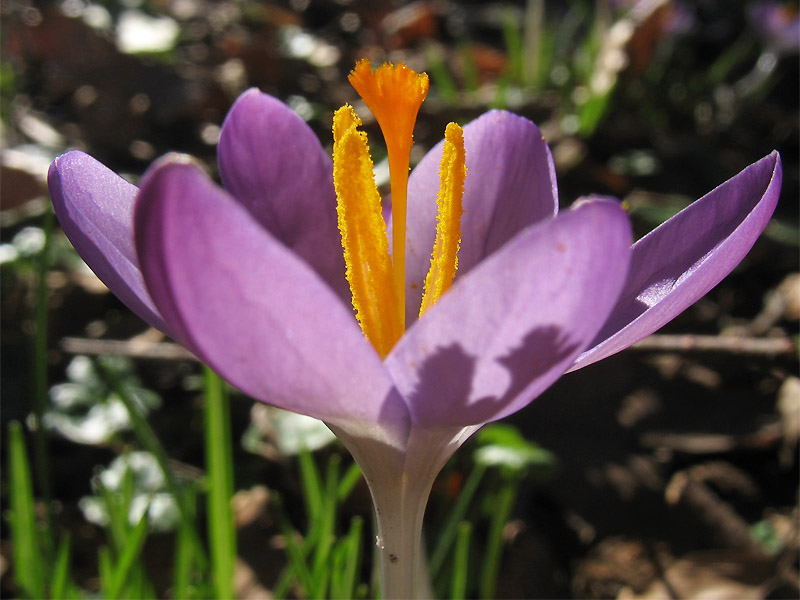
[665, 468, 765, 553]
[59, 333, 797, 361]
[60, 337, 197, 361]
[640, 422, 784, 454]
[632, 334, 796, 356]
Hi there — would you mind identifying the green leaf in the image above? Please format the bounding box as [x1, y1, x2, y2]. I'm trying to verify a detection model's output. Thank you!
[7, 422, 46, 599]
[450, 522, 471, 600]
[97, 359, 209, 571]
[273, 494, 315, 597]
[95, 477, 127, 552]
[430, 464, 486, 578]
[479, 483, 516, 599]
[32, 210, 55, 513]
[473, 423, 556, 478]
[458, 41, 479, 93]
[298, 445, 324, 521]
[340, 516, 364, 600]
[203, 367, 237, 599]
[501, 7, 523, 82]
[310, 454, 341, 597]
[336, 461, 363, 502]
[172, 488, 197, 600]
[106, 503, 151, 599]
[98, 547, 113, 598]
[424, 44, 459, 104]
[50, 534, 74, 600]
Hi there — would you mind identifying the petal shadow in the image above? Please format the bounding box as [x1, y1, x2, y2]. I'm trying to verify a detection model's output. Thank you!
[406, 325, 579, 427]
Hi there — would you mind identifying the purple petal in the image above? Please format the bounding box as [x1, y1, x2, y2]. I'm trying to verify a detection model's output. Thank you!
[402, 110, 559, 324]
[386, 200, 632, 428]
[134, 157, 410, 447]
[571, 151, 782, 371]
[47, 151, 174, 337]
[217, 89, 349, 300]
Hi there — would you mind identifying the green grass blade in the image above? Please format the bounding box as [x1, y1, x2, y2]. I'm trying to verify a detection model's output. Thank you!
[449, 522, 471, 600]
[172, 488, 196, 600]
[7, 422, 46, 599]
[458, 41, 480, 93]
[95, 478, 126, 552]
[98, 546, 113, 598]
[340, 516, 364, 600]
[501, 7, 523, 82]
[521, 0, 544, 87]
[273, 495, 315, 597]
[97, 359, 209, 571]
[310, 454, 341, 597]
[298, 445, 323, 521]
[120, 462, 135, 523]
[274, 453, 350, 598]
[577, 89, 613, 136]
[50, 533, 73, 600]
[430, 463, 486, 577]
[708, 34, 755, 85]
[203, 367, 237, 600]
[479, 482, 516, 599]
[336, 461, 362, 502]
[490, 73, 511, 110]
[32, 209, 54, 514]
[766, 218, 800, 247]
[424, 44, 459, 104]
[270, 495, 298, 599]
[139, 567, 158, 599]
[355, 582, 370, 599]
[330, 540, 346, 598]
[106, 504, 151, 600]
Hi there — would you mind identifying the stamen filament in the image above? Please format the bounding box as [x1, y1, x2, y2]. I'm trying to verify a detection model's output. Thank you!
[419, 122, 466, 315]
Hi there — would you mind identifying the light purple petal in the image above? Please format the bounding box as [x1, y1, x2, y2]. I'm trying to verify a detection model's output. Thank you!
[401, 110, 559, 324]
[571, 151, 782, 371]
[47, 151, 174, 337]
[217, 89, 349, 300]
[386, 200, 632, 428]
[134, 157, 410, 447]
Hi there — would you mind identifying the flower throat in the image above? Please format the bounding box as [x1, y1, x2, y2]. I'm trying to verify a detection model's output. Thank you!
[332, 59, 467, 358]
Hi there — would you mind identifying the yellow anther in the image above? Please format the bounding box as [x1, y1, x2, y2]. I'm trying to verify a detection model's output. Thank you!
[419, 122, 466, 316]
[348, 59, 429, 329]
[332, 105, 402, 358]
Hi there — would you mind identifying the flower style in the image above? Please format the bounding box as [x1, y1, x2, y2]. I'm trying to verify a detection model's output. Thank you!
[48, 61, 781, 597]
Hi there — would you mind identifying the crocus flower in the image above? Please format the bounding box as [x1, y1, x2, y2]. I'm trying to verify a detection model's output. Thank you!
[48, 60, 781, 597]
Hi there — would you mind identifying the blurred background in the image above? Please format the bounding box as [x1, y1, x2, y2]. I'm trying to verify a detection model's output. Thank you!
[1, 0, 798, 598]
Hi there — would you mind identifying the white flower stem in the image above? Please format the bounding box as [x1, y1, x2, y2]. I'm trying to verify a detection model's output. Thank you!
[329, 423, 480, 600]
[369, 468, 434, 599]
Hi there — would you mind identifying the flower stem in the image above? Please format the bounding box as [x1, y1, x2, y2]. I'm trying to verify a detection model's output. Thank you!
[330, 424, 479, 600]
[370, 469, 433, 599]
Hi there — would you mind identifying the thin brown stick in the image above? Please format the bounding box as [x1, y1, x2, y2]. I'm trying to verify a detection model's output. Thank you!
[60, 336, 197, 361]
[632, 334, 796, 356]
[59, 333, 796, 361]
